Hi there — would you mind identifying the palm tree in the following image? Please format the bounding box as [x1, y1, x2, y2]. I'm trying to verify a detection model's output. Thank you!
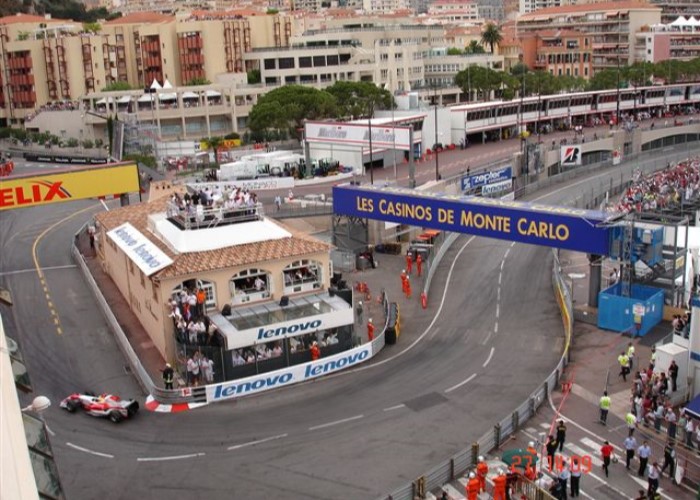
[202, 136, 224, 166]
[481, 23, 503, 54]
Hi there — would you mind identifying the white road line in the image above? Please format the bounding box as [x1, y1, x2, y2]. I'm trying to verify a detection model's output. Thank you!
[483, 347, 495, 368]
[564, 442, 604, 467]
[227, 433, 288, 451]
[309, 414, 364, 431]
[510, 242, 516, 247]
[495, 304, 500, 318]
[445, 373, 477, 393]
[100, 199, 111, 211]
[504, 248, 511, 259]
[137, 452, 205, 462]
[66, 442, 114, 459]
[383, 404, 406, 412]
[494, 321, 498, 333]
[0, 264, 77, 276]
[500, 260, 505, 270]
[497, 288, 501, 301]
[630, 476, 673, 500]
[498, 273, 502, 285]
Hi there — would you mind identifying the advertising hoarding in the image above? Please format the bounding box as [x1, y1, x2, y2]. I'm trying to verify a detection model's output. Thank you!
[305, 121, 411, 150]
[461, 166, 513, 191]
[333, 184, 613, 255]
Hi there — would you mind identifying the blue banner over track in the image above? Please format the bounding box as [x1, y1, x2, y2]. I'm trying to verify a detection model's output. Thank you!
[333, 184, 613, 255]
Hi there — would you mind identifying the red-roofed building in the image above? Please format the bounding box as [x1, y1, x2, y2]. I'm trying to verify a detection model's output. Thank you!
[517, 1, 662, 74]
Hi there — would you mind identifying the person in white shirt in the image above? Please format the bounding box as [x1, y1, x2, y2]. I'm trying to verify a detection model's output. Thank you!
[200, 355, 214, 383]
[231, 350, 245, 366]
[647, 462, 660, 496]
[272, 344, 283, 357]
[255, 276, 265, 291]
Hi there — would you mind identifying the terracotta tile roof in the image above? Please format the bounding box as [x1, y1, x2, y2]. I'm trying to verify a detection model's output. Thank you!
[105, 12, 174, 25]
[0, 13, 68, 25]
[95, 198, 331, 281]
[520, 1, 660, 19]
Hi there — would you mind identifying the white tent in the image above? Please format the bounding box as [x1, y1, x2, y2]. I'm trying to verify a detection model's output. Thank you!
[138, 94, 155, 103]
[150, 79, 162, 90]
[158, 92, 177, 101]
[671, 16, 688, 26]
[163, 79, 174, 89]
[182, 91, 199, 100]
[205, 89, 222, 98]
[96, 98, 107, 105]
[117, 95, 132, 104]
[688, 16, 700, 27]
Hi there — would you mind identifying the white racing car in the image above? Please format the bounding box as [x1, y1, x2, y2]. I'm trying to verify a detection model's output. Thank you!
[60, 392, 139, 423]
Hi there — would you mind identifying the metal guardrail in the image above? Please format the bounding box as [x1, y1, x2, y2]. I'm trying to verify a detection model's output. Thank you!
[273, 201, 334, 219]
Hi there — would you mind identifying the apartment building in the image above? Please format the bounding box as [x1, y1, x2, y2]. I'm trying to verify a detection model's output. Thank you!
[635, 16, 700, 63]
[427, 0, 481, 24]
[521, 29, 593, 79]
[517, 2, 662, 75]
[362, 0, 409, 14]
[650, 0, 700, 25]
[0, 10, 295, 125]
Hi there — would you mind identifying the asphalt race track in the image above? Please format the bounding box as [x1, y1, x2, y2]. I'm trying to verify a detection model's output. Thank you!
[0, 154, 676, 499]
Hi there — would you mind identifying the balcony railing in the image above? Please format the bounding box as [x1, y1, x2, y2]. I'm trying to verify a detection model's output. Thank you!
[167, 202, 264, 230]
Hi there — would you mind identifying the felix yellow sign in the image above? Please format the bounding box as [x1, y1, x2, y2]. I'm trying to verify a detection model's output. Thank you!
[0, 163, 140, 211]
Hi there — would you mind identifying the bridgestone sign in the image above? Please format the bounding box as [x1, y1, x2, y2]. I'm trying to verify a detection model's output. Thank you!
[305, 121, 411, 150]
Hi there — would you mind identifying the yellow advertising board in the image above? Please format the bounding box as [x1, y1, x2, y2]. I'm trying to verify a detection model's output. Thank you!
[199, 138, 241, 151]
[0, 162, 140, 211]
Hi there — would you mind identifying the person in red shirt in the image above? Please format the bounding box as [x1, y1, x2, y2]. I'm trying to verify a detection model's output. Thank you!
[310, 341, 320, 361]
[492, 469, 507, 500]
[476, 456, 488, 492]
[400, 270, 408, 294]
[405, 252, 413, 274]
[466, 472, 480, 500]
[601, 440, 614, 477]
[416, 254, 423, 277]
[367, 319, 375, 341]
[405, 277, 412, 298]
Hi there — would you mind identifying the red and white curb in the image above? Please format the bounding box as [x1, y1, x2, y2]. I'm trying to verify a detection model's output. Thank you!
[145, 395, 208, 413]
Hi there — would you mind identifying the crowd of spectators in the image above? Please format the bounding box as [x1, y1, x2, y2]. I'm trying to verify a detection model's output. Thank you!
[607, 158, 700, 214]
[166, 185, 259, 221]
[25, 100, 81, 122]
[229, 331, 340, 367]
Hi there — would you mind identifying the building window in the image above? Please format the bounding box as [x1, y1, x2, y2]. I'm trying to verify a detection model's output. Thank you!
[283, 259, 322, 294]
[171, 279, 216, 312]
[230, 268, 271, 305]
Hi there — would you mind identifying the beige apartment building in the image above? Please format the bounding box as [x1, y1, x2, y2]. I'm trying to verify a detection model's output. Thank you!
[0, 10, 294, 125]
[635, 16, 700, 63]
[517, 1, 662, 74]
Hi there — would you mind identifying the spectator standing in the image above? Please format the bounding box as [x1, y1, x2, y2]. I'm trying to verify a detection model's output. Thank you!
[405, 251, 413, 274]
[570, 456, 581, 498]
[669, 360, 679, 392]
[627, 342, 636, 371]
[546, 435, 558, 469]
[638, 441, 652, 477]
[626, 411, 637, 437]
[685, 414, 695, 449]
[162, 363, 174, 389]
[618, 351, 630, 382]
[650, 346, 657, 370]
[200, 355, 214, 384]
[274, 195, 281, 211]
[556, 420, 567, 452]
[624, 435, 637, 470]
[367, 318, 375, 342]
[660, 441, 676, 479]
[601, 441, 614, 477]
[558, 463, 570, 500]
[600, 391, 611, 425]
[647, 462, 660, 496]
[667, 408, 678, 440]
[356, 301, 363, 323]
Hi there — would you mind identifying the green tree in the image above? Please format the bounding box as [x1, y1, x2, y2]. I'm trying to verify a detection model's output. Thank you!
[83, 22, 101, 33]
[465, 40, 485, 54]
[102, 81, 132, 91]
[201, 136, 224, 165]
[248, 85, 337, 139]
[324, 81, 393, 120]
[455, 65, 501, 101]
[481, 23, 502, 54]
[247, 69, 261, 84]
[81, 139, 94, 149]
[447, 47, 463, 55]
[588, 68, 620, 90]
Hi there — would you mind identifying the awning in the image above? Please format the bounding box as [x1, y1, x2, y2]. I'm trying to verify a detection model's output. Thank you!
[95, 98, 107, 105]
[158, 92, 177, 101]
[685, 392, 700, 420]
[182, 91, 199, 99]
[605, 11, 619, 18]
[117, 95, 132, 104]
[205, 89, 222, 98]
[138, 94, 154, 103]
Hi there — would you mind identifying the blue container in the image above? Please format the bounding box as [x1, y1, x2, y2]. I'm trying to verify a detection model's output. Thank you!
[597, 283, 664, 336]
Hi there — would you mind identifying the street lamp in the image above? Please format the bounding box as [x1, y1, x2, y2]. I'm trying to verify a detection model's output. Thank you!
[433, 86, 440, 181]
